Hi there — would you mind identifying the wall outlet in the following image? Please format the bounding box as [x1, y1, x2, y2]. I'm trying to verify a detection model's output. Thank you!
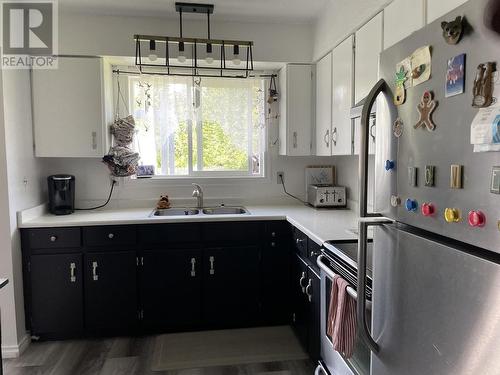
[110, 176, 119, 187]
[277, 171, 284, 184]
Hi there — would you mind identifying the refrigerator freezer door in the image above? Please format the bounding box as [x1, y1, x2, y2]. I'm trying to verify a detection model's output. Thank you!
[371, 224, 500, 375]
[378, 0, 500, 253]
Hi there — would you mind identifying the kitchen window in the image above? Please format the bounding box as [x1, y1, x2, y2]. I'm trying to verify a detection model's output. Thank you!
[130, 75, 266, 177]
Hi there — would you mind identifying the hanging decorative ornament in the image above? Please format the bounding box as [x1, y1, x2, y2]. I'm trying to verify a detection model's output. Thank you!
[267, 75, 279, 104]
[472, 62, 495, 108]
[441, 16, 464, 45]
[394, 66, 408, 105]
[393, 117, 404, 137]
[414, 91, 437, 131]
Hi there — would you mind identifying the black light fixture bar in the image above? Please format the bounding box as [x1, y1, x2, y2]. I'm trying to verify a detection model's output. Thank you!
[134, 34, 253, 47]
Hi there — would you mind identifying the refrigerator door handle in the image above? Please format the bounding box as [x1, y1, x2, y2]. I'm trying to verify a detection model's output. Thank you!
[359, 79, 389, 218]
[357, 218, 394, 354]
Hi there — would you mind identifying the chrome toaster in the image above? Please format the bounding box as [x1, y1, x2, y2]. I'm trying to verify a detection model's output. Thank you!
[307, 184, 346, 208]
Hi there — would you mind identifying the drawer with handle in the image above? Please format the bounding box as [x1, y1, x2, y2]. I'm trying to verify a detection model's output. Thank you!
[83, 225, 137, 248]
[293, 227, 308, 258]
[26, 227, 81, 250]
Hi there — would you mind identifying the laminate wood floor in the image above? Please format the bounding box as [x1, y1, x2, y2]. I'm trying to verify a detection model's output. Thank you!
[3, 336, 315, 375]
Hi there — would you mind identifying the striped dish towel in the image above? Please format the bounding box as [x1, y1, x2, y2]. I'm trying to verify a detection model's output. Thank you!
[327, 275, 357, 358]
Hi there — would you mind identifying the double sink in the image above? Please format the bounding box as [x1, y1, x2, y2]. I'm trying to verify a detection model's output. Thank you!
[151, 206, 249, 217]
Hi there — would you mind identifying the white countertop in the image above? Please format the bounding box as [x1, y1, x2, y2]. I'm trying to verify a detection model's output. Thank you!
[0, 278, 8, 289]
[18, 204, 365, 245]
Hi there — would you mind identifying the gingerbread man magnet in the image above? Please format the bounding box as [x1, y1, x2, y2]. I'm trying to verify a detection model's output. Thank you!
[414, 91, 437, 131]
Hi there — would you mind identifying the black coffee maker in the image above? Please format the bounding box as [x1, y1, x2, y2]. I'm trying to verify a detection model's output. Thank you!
[48, 175, 75, 215]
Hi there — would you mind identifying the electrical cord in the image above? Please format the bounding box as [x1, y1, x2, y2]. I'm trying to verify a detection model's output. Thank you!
[279, 174, 308, 205]
[75, 180, 116, 211]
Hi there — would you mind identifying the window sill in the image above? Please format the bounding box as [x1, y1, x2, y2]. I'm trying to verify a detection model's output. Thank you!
[123, 174, 270, 186]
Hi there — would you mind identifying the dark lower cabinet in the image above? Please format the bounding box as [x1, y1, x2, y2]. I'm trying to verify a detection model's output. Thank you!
[307, 269, 321, 362]
[84, 251, 137, 335]
[203, 246, 260, 328]
[30, 253, 84, 339]
[141, 249, 202, 332]
[292, 254, 309, 349]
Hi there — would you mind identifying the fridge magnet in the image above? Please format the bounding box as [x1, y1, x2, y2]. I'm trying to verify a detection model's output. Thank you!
[410, 46, 431, 86]
[394, 66, 408, 105]
[396, 57, 412, 88]
[414, 91, 437, 131]
[445, 54, 466, 98]
[393, 117, 404, 138]
[485, 0, 500, 36]
[441, 16, 464, 45]
[472, 62, 496, 108]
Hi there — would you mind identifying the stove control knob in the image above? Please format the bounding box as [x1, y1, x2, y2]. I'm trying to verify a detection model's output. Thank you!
[405, 198, 418, 212]
[385, 160, 395, 171]
[444, 208, 461, 223]
[468, 210, 485, 227]
[421, 203, 435, 216]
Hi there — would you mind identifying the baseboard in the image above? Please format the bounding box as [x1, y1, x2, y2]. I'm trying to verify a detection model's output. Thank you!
[1, 333, 30, 358]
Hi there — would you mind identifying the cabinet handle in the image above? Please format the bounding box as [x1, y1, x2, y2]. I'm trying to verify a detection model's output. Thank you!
[271, 242, 276, 247]
[299, 271, 307, 293]
[332, 126, 338, 146]
[50, 235, 57, 242]
[190, 257, 196, 277]
[108, 233, 114, 239]
[305, 279, 313, 302]
[296, 238, 304, 246]
[369, 121, 376, 142]
[70, 262, 76, 283]
[293, 131, 298, 148]
[271, 232, 276, 237]
[324, 129, 330, 148]
[92, 261, 98, 281]
[209, 256, 215, 275]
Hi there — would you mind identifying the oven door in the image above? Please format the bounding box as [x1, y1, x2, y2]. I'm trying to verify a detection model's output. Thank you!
[318, 254, 371, 375]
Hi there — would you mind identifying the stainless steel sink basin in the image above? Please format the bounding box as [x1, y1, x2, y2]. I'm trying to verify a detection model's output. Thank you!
[152, 208, 200, 216]
[202, 206, 248, 215]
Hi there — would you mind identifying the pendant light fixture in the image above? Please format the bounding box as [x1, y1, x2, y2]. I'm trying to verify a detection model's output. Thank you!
[134, 2, 254, 78]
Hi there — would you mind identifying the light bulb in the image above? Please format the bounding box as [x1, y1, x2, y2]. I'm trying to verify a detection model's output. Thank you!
[148, 54, 158, 62]
[148, 40, 157, 62]
[177, 41, 186, 63]
[177, 54, 186, 63]
[232, 44, 240, 66]
[232, 58, 241, 66]
[205, 56, 214, 64]
[205, 43, 214, 65]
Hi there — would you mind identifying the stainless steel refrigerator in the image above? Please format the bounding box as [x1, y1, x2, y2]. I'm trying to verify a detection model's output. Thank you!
[357, 1, 500, 374]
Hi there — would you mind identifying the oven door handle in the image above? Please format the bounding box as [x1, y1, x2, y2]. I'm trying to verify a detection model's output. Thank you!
[357, 218, 394, 354]
[317, 254, 358, 301]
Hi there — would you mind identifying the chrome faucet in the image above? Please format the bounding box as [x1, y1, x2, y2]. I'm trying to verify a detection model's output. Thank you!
[192, 183, 203, 209]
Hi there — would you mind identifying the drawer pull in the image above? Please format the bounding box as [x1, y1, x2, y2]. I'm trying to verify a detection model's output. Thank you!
[296, 238, 304, 245]
[50, 235, 57, 242]
[190, 257, 196, 277]
[271, 232, 276, 237]
[299, 271, 307, 293]
[271, 242, 276, 247]
[209, 256, 215, 275]
[92, 261, 99, 281]
[305, 279, 313, 302]
[108, 233, 114, 239]
[70, 262, 76, 283]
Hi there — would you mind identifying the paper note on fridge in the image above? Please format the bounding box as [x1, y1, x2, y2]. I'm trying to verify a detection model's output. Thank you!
[470, 105, 500, 145]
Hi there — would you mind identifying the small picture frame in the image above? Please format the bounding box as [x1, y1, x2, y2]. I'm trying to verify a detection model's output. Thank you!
[445, 54, 466, 98]
[137, 165, 155, 178]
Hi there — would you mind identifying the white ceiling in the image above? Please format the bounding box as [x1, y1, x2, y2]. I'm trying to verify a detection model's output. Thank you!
[58, 0, 328, 24]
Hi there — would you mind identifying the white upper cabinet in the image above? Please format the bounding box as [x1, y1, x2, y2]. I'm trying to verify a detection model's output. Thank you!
[315, 52, 332, 156]
[384, 0, 425, 49]
[32, 56, 108, 157]
[279, 64, 313, 156]
[427, 0, 468, 23]
[331, 35, 354, 156]
[354, 12, 383, 104]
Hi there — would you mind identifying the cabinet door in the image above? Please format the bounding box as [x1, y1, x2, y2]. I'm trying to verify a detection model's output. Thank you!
[315, 53, 332, 156]
[331, 36, 354, 156]
[84, 251, 137, 335]
[30, 253, 83, 338]
[291, 255, 309, 351]
[141, 249, 202, 332]
[203, 246, 260, 328]
[384, 0, 424, 49]
[355, 13, 383, 104]
[427, 0, 467, 23]
[32, 56, 105, 157]
[307, 269, 321, 362]
[279, 64, 312, 156]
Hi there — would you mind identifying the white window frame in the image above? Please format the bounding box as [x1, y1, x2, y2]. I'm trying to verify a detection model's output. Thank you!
[127, 75, 268, 179]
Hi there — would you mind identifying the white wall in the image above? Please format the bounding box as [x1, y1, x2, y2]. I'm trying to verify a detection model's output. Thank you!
[0, 70, 46, 356]
[313, 0, 391, 61]
[58, 11, 314, 64]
